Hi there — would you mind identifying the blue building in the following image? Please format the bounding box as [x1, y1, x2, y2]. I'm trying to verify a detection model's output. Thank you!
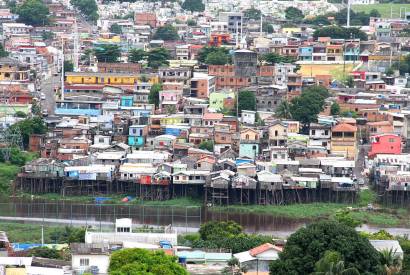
[298, 46, 313, 61]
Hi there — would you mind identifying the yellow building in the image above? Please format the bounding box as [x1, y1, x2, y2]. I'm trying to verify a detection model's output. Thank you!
[160, 115, 184, 125]
[281, 27, 302, 36]
[0, 57, 30, 82]
[331, 123, 357, 160]
[65, 72, 159, 85]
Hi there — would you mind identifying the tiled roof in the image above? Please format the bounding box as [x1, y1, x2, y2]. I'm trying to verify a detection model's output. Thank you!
[332, 123, 357, 132]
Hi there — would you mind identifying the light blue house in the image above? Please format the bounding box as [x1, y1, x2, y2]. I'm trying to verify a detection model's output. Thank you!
[239, 144, 259, 159]
[128, 125, 147, 148]
[298, 46, 313, 61]
[121, 96, 134, 107]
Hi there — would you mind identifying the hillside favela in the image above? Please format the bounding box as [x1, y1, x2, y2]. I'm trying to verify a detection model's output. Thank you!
[2, 0, 410, 273]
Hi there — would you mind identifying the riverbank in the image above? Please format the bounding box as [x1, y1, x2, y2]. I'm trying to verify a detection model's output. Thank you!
[8, 190, 410, 227]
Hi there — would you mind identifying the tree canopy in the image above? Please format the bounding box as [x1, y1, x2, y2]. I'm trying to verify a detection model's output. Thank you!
[198, 46, 231, 65]
[198, 140, 214, 152]
[109, 248, 188, 275]
[181, 0, 204, 12]
[288, 86, 329, 132]
[94, 44, 121, 63]
[313, 26, 367, 41]
[153, 25, 179, 41]
[70, 0, 98, 21]
[260, 53, 296, 65]
[128, 48, 146, 63]
[63, 60, 74, 73]
[238, 90, 256, 115]
[110, 23, 122, 34]
[285, 7, 304, 23]
[244, 7, 261, 20]
[147, 47, 170, 69]
[148, 83, 162, 107]
[269, 220, 381, 275]
[8, 117, 47, 149]
[16, 0, 49, 26]
[0, 44, 8, 58]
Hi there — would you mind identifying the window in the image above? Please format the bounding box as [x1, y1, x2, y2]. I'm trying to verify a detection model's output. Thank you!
[389, 138, 395, 142]
[80, 258, 89, 266]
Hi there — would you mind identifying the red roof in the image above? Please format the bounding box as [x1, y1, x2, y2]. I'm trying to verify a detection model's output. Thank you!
[249, 243, 282, 256]
[203, 113, 223, 120]
[332, 123, 357, 132]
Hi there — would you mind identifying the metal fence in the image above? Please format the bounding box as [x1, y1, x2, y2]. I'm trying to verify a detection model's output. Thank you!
[0, 202, 202, 233]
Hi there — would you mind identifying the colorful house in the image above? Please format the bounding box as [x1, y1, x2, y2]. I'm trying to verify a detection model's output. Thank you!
[209, 91, 235, 111]
[331, 123, 357, 160]
[368, 134, 401, 158]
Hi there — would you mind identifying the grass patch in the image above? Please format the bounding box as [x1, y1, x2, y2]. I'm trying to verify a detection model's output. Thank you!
[16, 193, 202, 207]
[0, 163, 20, 193]
[0, 222, 65, 243]
[350, 211, 401, 227]
[357, 189, 377, 207]
[353, 3, 410, 18]
[213, 203, 349, 219]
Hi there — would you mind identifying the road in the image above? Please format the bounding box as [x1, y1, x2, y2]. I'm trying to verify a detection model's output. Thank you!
[355, 143, 371, 183]
[39, 73, 60, 115]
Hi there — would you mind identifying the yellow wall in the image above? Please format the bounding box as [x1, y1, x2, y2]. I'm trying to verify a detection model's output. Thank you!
[66, 74, 159, 85]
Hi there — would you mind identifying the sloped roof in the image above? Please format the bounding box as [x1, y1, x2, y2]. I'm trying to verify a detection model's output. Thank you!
[332, 123, 357, 132]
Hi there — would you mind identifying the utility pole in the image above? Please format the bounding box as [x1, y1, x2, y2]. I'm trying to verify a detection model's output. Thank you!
[346, 0, 351, 28]
[61, 38, 65, 101]
[260, 13, 263, 36]
[73, 18, 79, 72]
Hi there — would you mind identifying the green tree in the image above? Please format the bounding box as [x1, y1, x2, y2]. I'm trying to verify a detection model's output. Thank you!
[181, 0, 204, 12]
[313, 26, 367, 41]
[276, 101, 292, 119]
[109, 248, 188, 275]
[110, 23, 122, 34]
[27, 247, 62, 259]
[128, 48, 146, 63]
[205, 51, 230, 65]
[94, 44, 121, 63]
[238, 90, 256, 115]
[314, 251, 360, 275]
[330, 102, 341, 116]
[41, 30, 54, 41]
[149, 83, 162, 107]
[198, 140, 214, 151]
[244, 7, 261, 20]
[147, 47, 170, 68]
[49, 226, 85, 244]
[260, 53, 295, 65]
[385, 67, 395, 76]
[198, 46, 230, 64]
[8, 117, 47, 149]
[187, 19, 197, 26]
[63, 60, 74, 73]
[305, 15, 331, 26]
[369, 9, 381, 18]
[16, 0, 49, 26]
[0, 44, 8, 58]
[223, 258, 247, 275]
[199, 221, 242, 242]
[262, 22, 274, 33]
[269, 220, 381, 275]
[344, 75, 354, 88]
[285, 7, 304, 23]
[153, 25, 179, 41]
[14, 111, 27, 118]
[70, 0, 98, 21]
[289, 86, 329, 132]
[334, 209, 362, 228]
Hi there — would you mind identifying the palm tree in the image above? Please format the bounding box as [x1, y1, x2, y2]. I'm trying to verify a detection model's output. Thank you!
[276, 100, 292, 119]
[314, 251, 360, 275]
[380, 248, 402, 275]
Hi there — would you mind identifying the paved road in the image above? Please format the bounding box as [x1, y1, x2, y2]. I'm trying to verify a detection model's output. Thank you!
[355, 144, 371, 182]
[39, 73, 60, 115]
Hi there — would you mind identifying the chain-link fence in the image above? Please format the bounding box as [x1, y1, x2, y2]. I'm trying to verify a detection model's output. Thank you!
[0, 202, 202, 233]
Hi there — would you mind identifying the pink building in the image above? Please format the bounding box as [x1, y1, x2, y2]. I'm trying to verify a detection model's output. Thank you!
[368, 134, 401, 158]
